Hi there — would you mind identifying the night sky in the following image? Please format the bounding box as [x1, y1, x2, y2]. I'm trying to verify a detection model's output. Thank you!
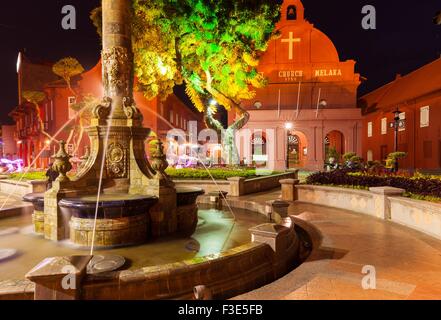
[0, 0, 439, 124]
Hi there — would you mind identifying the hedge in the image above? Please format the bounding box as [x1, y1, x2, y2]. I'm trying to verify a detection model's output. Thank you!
[306, 170, 441, 199]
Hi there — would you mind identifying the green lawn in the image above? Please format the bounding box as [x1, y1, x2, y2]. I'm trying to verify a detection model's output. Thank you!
[165, 167, 283, 180]
[7, 171, 47, 181]
[4, 168, 284, 182]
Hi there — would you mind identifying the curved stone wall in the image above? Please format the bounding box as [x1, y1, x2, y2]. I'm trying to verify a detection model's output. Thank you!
[296, 185, 441, 240]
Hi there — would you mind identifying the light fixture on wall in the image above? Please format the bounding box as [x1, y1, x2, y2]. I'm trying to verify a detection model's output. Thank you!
[254, 101, 262, 109]
[284, 122, 293, 130]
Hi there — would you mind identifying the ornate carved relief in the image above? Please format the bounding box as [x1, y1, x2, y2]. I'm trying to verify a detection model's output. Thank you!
[102, 46, 132, 98]
[92, 96, 112, 120]
[123, 97, 142, 121]
[106, 142, 127, 178]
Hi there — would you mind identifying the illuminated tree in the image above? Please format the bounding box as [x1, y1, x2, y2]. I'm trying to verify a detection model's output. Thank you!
[135, 0, 279, 163]
[52, 57, 91, 155]
[52, 57, 84, 96]
[69, 94, 99, 155]
[22, 90, 54, 141]
[92, 0, 280, 164]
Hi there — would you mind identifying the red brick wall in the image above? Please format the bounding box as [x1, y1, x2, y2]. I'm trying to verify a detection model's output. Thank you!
[362, 93, 441, 170]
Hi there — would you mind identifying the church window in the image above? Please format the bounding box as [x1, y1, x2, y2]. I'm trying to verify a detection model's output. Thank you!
[287, 5, 297, 20]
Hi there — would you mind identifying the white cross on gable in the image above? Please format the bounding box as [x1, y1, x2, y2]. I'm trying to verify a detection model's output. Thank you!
[281, 32, 301, 60]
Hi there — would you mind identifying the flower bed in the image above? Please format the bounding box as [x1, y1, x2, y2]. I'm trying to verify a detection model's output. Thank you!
[306, 170, 441, 201]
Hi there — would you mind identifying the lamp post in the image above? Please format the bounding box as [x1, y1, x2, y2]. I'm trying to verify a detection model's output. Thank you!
[285, 122, 293, 169]
[389, 108, 405, 172]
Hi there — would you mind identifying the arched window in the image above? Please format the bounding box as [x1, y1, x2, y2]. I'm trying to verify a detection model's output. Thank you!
[287, 5, 297, 20]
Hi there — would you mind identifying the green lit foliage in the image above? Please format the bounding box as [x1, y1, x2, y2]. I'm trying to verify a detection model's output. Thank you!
[130, 0, 280, 113]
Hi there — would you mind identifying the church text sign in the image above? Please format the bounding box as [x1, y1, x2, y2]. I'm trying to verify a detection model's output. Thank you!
[277, 68, 343, 81]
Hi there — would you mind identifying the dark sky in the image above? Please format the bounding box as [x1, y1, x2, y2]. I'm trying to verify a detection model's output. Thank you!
[0, 0, 440, 124]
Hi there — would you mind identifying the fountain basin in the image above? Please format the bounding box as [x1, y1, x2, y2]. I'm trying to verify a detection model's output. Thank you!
[176, 187, 205, 206]
[58, 194, 158, 219]
[58, 194, 158, 247]
[176, 187, 205, 237]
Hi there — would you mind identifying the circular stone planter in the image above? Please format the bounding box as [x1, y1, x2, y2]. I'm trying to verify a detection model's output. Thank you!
[59, 194, 158, 247]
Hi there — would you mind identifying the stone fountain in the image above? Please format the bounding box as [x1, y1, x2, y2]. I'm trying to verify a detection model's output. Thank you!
[24, 0, 203, 247]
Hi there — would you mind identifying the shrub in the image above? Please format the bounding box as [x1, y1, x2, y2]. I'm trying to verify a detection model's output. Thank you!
[306, 169, 441, 199]
[385, 152, 407, 169]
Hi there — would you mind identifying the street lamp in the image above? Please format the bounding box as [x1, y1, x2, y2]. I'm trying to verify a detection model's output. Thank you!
[285, 122, 293, 169]
[389, 107, 405, 172]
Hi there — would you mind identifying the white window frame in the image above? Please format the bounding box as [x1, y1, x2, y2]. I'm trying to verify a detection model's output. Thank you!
[381, 117, 387, 135]
[68, 96, 77, 120]
[420, 106, 430, 128]
[367, 122, 373, 138]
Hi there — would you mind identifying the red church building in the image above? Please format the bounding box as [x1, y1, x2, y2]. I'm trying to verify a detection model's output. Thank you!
[230, 0, 362, 171]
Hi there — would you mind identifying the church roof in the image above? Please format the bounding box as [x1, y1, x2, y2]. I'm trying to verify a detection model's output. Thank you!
[359, 57, 441, 113]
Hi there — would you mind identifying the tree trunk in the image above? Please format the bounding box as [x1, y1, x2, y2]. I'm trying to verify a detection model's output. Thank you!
[203, 104, 249, 166]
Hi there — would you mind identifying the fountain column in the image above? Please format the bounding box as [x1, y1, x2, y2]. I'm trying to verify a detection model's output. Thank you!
[42, 0, 180, 243]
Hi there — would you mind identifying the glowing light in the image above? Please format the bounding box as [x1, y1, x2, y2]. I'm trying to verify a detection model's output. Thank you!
[285, 122, 293, 130]
[1, 159, 24, 173]
[45, 140, 51, 145]
[16, 52, 22, 73]
[209, 99, 217, 106]
[157, 58, 168, 76]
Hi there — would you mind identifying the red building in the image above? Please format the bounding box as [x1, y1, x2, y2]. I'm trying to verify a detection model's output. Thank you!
[229, 0, 362, 170]
[9, 53, 59, 168]
[10, 55, 203, 169]
[360, 58, 441, 172]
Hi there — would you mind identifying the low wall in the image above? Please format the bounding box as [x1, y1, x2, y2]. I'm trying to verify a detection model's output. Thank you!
[174, 171, 298, 197]
[389, 197, 441, 240]
[239, 171, 298, 196]
[0, 179, 47, 198]
[295, 184, 441, 240]
[174, 179, 230, 194]
[296, 185, 377, 217]
[82, 242, 275, 300]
